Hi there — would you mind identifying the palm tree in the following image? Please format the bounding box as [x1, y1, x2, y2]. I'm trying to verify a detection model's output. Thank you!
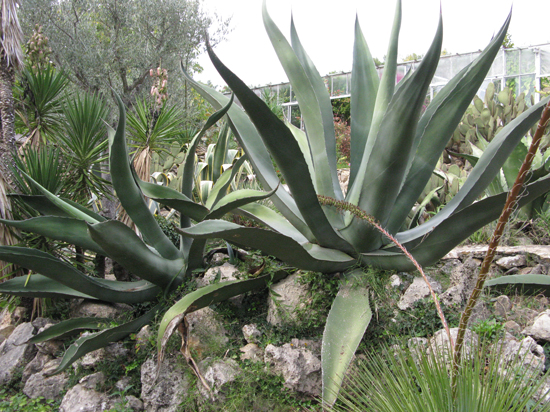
[0, 0, 24, 278]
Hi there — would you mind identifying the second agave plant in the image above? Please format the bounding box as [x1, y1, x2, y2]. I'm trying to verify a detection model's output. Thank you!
[170, 0, 550, 405]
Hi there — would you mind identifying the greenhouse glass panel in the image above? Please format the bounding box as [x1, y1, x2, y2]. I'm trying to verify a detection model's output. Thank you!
[520, 49, 536, 73]
[332, 75, 347, 96]
[541, 48, 550, 75]
[488, 51, 505, 77]
[519, 74, 536, 101]
[435, 56, 452, 82]
[396, 65, 408, 84]
[505, 77, 519, 97]
[290, 105, 301, 128]
[452, 54, 476, 78]
[278, 84, 291, 104]
[505, 50, 520, 75]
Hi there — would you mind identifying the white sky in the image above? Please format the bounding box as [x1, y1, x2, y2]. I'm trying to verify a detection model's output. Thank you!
[195, 0, 550, 88]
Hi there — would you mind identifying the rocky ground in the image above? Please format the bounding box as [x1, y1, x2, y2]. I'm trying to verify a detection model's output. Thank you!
[2, 245, 550, 411]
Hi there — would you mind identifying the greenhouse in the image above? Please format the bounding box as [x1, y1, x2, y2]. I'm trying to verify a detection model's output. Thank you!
[251, 43, 550, 128]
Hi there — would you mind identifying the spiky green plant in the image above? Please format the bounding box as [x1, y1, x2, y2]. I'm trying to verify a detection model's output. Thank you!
[171, 0, 550, 405]
[330, 341, 550, 412]
[0, 95, 283, 376]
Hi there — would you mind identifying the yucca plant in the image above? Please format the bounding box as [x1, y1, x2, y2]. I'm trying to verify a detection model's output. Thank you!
[330, 341, 550, 412]
[0, 95, 283, 376]
[14, 64, 69, 148]
[172, 0, 550, 405]
[52, 92, 111, 204]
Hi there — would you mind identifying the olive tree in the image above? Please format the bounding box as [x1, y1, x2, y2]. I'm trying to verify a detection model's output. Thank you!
[19, 0, 229, 106]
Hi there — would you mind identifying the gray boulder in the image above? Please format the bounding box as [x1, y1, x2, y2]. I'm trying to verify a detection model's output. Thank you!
[198, 358, 241, 400]
[267, 273, 311, 326]
[398, 275, 442, 310]
[0, 322, 36, 385]
[0, 307, 27, 344]
[264, 340, 321, 396]
[141, 355, 189, 412]
[70, 300, 132, 319]
[439, 257, 479, 306]
[23, 358, 68, 401]
[523, 309, 550, 341]
[59, 372, 114, 412]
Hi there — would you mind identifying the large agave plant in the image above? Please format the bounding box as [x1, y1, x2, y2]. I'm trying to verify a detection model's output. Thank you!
[172, 0, 550, 405]
[0, 95, 283, 374]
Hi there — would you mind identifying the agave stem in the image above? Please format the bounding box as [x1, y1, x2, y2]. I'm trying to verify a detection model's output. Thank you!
[451, 99, 550, 394]
[317, 195, 452, 347]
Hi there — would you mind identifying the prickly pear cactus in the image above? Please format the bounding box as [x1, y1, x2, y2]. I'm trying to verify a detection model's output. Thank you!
[449, 83, 536, 153]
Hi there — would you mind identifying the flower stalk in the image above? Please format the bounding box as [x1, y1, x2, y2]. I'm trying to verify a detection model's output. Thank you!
[451, 99, 550, 393]
[318, 195, 453, 347]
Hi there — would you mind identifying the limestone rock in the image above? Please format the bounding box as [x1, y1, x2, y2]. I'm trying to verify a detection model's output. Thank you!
[141, 355, 189, 412]
[429, 328, 478, 361]
[240, 343, 263, 362]
[496, 255, 527, 269]
[264, 341, 321, 396]
[242, 323, 261, 343]
[70, 300, 132, 319]
[0, 322, 36, 385]
[397, 275, 442, 310]
[186, 307, 228, 355]
[59, 384, 113, 412]
[504, 320, 521, 334]
[337, 168, 350, 195]
[0, 307, 27, 343]
[440, 257, 479, 306]
[77, 342, 129, 369]
[197, 263, 240, 287]
[135, 325, 152, 348]
[267, 273, 311, 326]
[23, 358, 68, 401]
[197, 263, 242, 305]
[495, 336, 545, 374]
[22, 352, 53, 383]
[494, 295, 512, 318]
[35, 324, 63, 356]
[198, 358, 241, 400]
[389, 274, 403, 289]
[523, 310, 550, 341]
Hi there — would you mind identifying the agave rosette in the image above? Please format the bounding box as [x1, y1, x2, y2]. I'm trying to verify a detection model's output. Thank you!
[174, 0, 550, 404]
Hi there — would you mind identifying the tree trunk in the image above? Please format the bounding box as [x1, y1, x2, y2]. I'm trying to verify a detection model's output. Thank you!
[0, 54, 19, 279]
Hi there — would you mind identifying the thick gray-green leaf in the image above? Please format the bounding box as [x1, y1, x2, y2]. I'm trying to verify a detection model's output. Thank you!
[322, 271, 372, 406]
[138, 180, 209, 222]
[9, 195, 106, 222]
[0, 247, 161, 303]
[485, 274, 550, 296]
[179, 220, 356, 273]
[48, 304, 163, 375]
[206, 188, 276, 220]
[206, 39, 354, 254]
[0, 216, 105, 255]
[205, 154, 248, 210]
[158, 270, 289, 362]
[109, 94, 181, 261]
[343, 12, 442, 251]
[349, 16, 380, 188]
[237, 203, 309, 244]
[289, 14, 342, 200]
[397, 97, 550, 244]
[361, 175, 550, 271]
[0, 274, 95, 300]
[87, 220, 185, 290]
[29, 318, 110, 343]
[20, 173, 99, 224]
[387, 13, 511, 233]
[181, 65, 314, 241]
